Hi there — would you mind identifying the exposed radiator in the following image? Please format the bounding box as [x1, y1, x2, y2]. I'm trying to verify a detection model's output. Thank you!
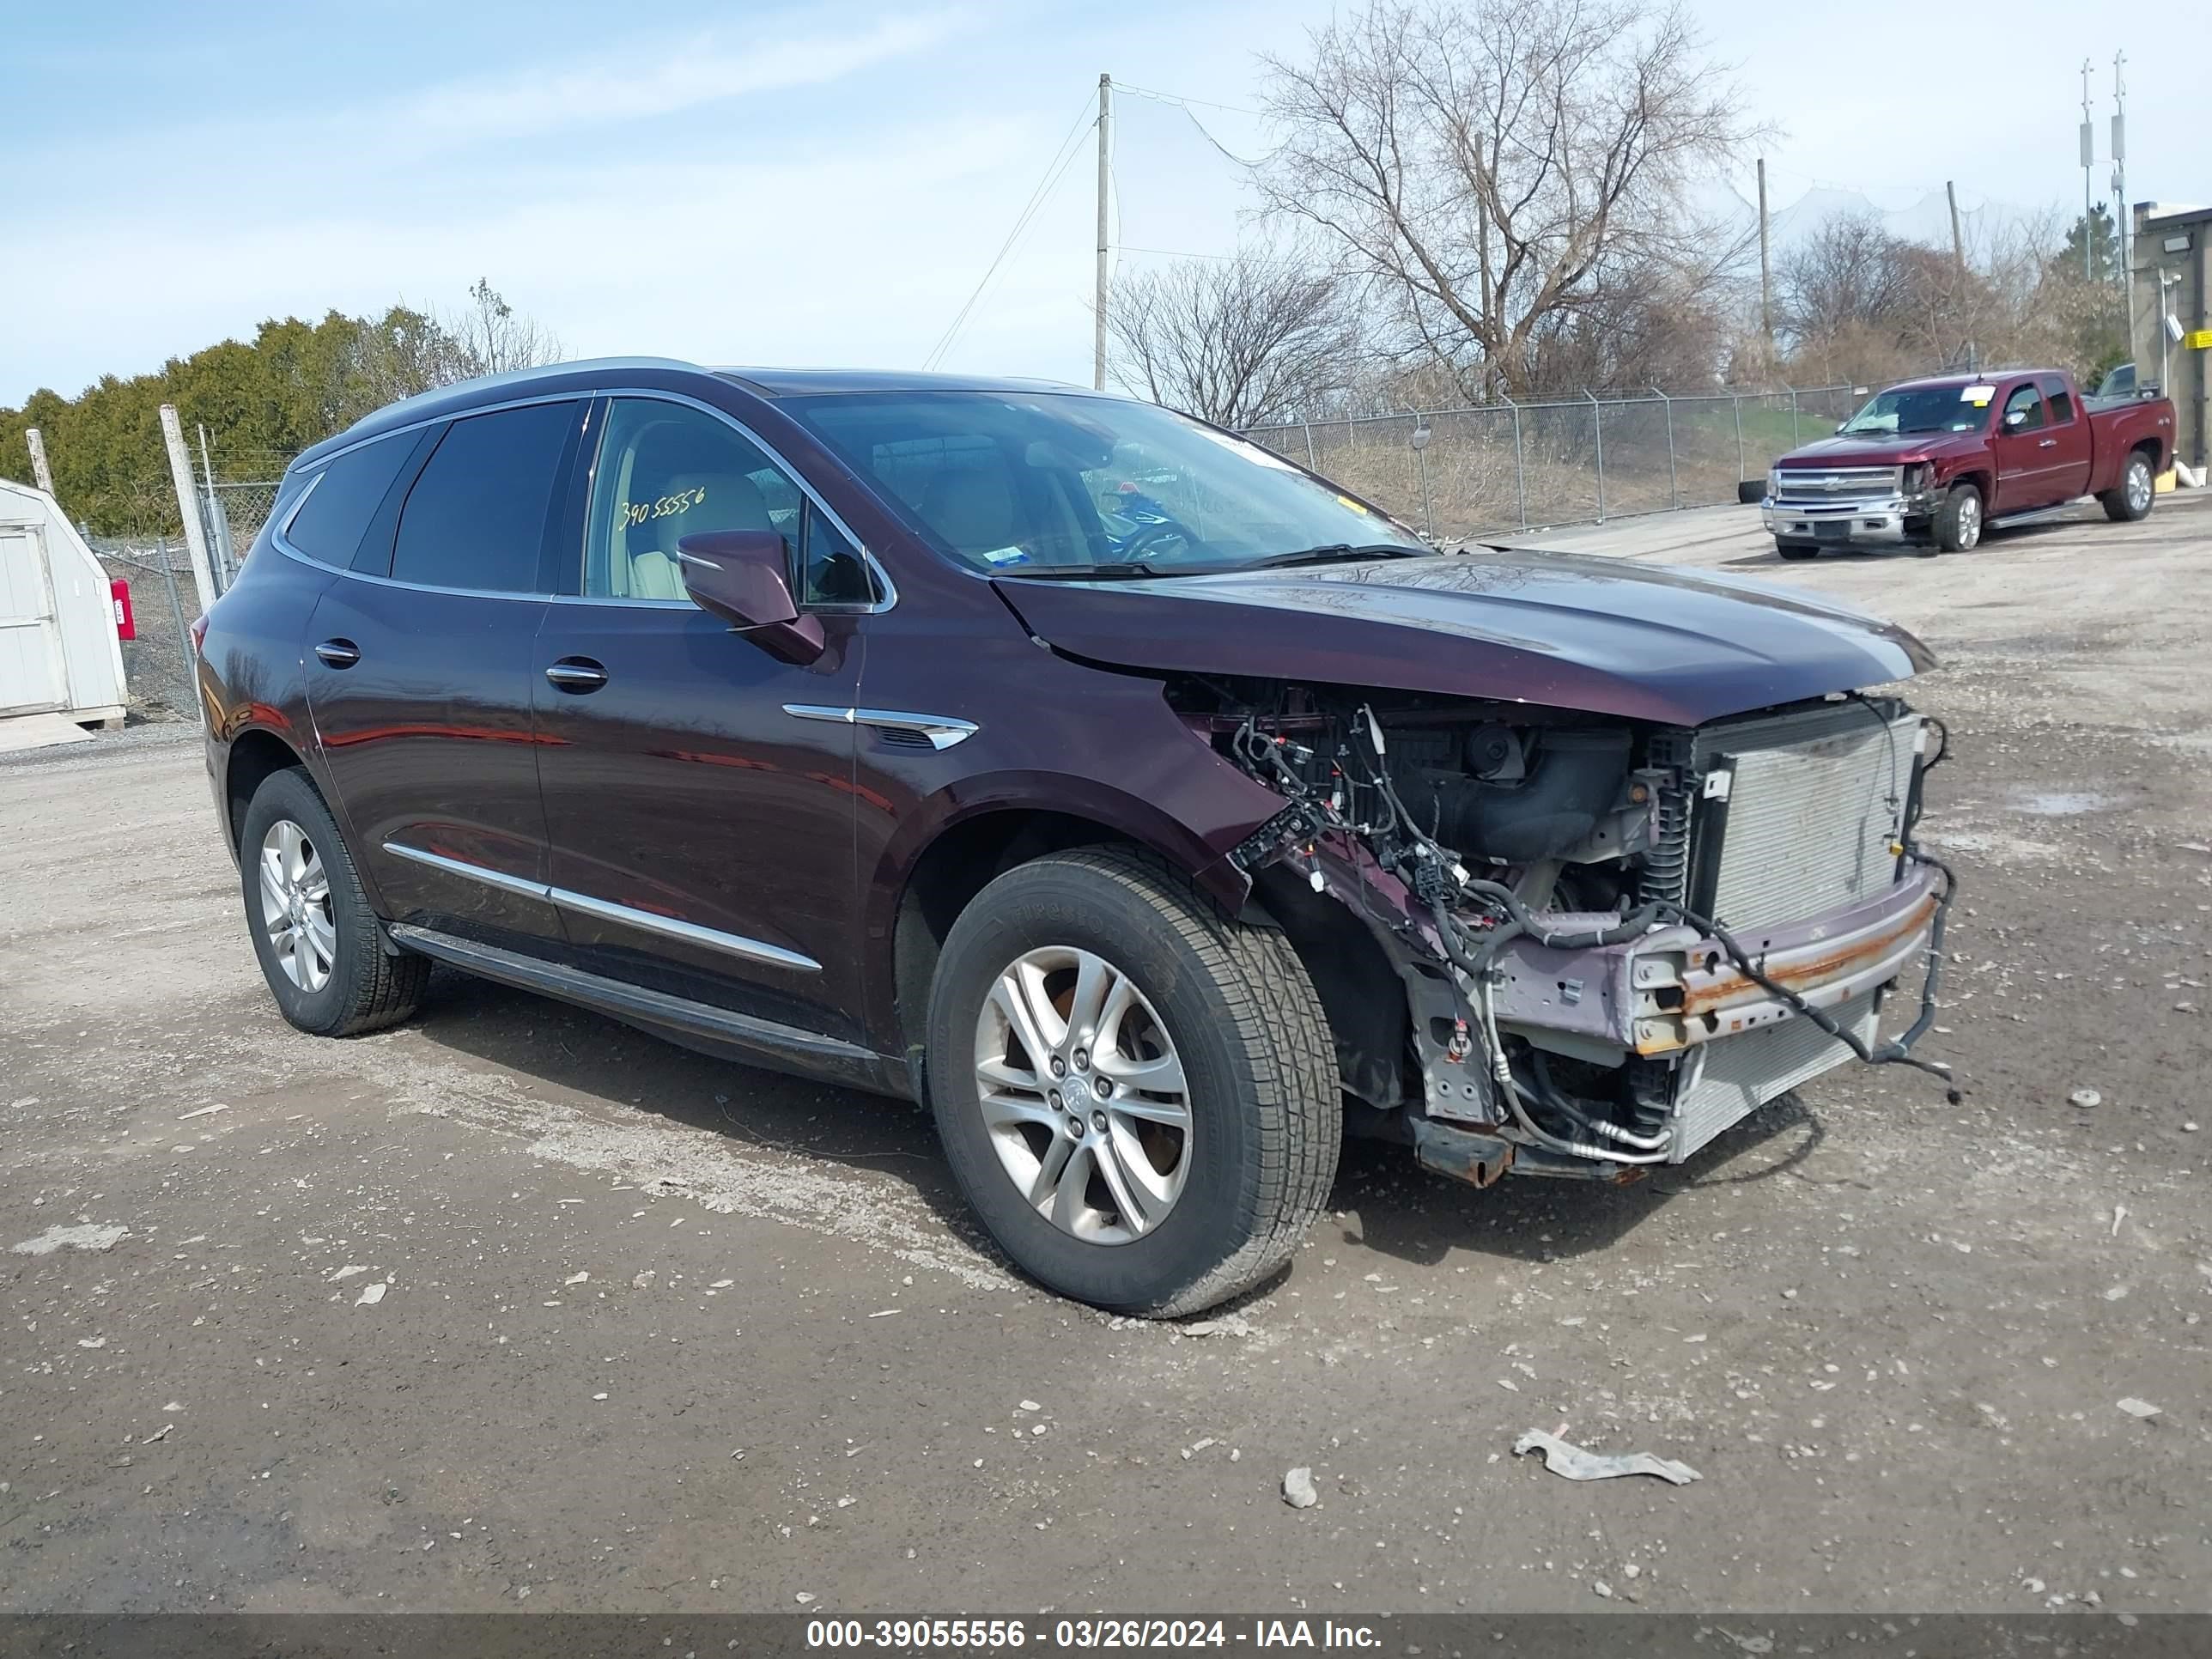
[1669, 991, 1879, 1162]
[1691, 702, 1920, 931]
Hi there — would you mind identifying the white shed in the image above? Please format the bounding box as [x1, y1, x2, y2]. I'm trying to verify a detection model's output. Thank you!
[0, 477, 128, 729]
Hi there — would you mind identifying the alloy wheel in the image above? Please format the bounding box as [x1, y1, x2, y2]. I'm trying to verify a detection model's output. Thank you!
[972, 945, 1191, 1244]
[258, 818, 336, 993]
[1956, 494, 1981, 550]
[2127, 459, 2153, 515]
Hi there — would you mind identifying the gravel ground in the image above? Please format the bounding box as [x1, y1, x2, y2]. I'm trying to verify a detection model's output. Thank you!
[3, 495, 2209, 1615]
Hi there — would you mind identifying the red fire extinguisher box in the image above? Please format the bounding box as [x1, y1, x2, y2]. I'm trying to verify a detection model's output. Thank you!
[111, 578, 136, 641]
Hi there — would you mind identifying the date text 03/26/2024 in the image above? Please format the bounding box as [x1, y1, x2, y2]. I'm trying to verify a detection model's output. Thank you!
[804, 1620, 1382, 1650]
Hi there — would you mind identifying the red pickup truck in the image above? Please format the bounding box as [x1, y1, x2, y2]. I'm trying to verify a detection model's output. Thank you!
[1762, 369, 2176, 558]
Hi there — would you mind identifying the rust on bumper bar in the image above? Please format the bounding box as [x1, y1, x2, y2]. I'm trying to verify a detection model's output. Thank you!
[1490, 864, 1944, 1059]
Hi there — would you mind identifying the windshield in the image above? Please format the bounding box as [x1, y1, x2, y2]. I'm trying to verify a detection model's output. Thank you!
[781, 390, 1426, 576]
[1838, 385, 1992, 436]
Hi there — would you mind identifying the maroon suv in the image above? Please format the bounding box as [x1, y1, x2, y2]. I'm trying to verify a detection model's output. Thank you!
[198, 360, 1955, 1315]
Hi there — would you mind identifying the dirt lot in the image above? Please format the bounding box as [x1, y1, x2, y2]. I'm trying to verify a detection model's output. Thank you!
[4, 495, 2210, 1616]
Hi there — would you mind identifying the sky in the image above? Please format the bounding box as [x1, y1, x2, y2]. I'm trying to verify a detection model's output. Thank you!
[3, 0, 2199, 413]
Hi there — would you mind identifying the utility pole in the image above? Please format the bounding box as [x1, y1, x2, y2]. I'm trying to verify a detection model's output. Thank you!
[158, 404, 218, 617]
[1093, 71, 1112, 391]
[2111, 51, 2129, 289]
[1947, 181, 1972, 368]
[2079, 58, 2096, 281]
[24, 428, 57, 498]
[1756, 158, 1773, 371]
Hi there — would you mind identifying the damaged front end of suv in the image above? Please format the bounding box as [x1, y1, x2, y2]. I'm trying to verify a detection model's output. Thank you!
[1001, 550, 1959, 1188]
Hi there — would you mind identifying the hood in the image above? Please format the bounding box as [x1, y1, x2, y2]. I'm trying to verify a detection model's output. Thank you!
[994, 550, 1934, 727]
[1779, 431, 1987, 466]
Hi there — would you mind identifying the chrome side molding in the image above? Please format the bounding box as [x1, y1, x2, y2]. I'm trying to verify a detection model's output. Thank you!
[781, 703, 978, 750]
[380, 841, 822, 973]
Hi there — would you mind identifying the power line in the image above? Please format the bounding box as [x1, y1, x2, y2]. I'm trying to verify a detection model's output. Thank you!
[922, 92, 1099, 372]
[1108, 80, 1261, 117]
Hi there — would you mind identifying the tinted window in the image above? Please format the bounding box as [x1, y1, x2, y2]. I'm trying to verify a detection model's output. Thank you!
[801, 506, 876, 605]
[390, 401, 579, 592]
[584, 398, 805, 599]
[2002, 384, 2045, 431]
[285, 434, 415, 566]
[2041, 376, 2075, 424]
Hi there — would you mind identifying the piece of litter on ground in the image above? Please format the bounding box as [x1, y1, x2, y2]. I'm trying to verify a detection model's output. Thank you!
[794, 1592, 817, 1606]
[10, 1224, 128, 1255]
[76, 1337, 106, 1350]
[563, 1271, 590, 1285]
[144, 1424, 172, 1443]
[2116, 1398, 2163, 1420]
[2112, 1205, 2128, 1237]
[592, 1392, 609, 1401]
[1017, 1400, 1042, 1413]
[1514, 1429, 1701, 1486]
[2069, 1089, 2101, 1109]
[868, 1309, 902, 1318]
[710, 1279, 734, 1289]
[178, 1104, 230, 1121]
[354, 1282, 386, 1307]
[1282, 1467, 1319, 1509]
[330, 1265, 369, 1282]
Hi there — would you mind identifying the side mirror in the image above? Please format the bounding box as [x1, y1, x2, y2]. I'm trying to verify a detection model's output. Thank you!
[677, 530, 824, 665]
[2002, 409, 2027, 429]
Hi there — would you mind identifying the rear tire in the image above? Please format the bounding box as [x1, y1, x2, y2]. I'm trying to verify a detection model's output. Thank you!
[239, 768, 428, 1037]
[1933, 483, 1984, 552]
[1775, 539, 1818, 561]
[925, 846, 1340, 1316]
[2100, 452, 2156, 522]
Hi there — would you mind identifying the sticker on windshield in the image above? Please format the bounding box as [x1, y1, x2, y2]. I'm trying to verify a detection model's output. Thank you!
[1960, 384, 1995, 406]
[980, 546, 1032, 567]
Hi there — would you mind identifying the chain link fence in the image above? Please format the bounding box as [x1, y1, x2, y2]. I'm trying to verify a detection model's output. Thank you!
[1244, 383, 1870, 544]
[87, 539, 202, 722]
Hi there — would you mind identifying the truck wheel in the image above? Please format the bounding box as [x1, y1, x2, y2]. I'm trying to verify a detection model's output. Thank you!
[926, 846, 1340, 1316]
[1933, 483, 1983, 551]
[1775, 539, 1818, 561]
[2100, 452, 2156, 522]
[239, 768, 428, 1037]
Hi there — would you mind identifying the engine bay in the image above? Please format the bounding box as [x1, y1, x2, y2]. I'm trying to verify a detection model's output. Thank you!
[1167, 678, 1960, 1182]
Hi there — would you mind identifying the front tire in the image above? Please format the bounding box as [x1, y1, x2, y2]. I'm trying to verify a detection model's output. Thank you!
[925, 847, 1340, 1316]
[2100, 452, 2156, 522]
[1934, 483, 1984, 551]
[239, 768, 428, 1036]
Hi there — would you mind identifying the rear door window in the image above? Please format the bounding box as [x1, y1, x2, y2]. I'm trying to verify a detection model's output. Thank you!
[390, 401, 580, 592]
[285, 434, 416, 567]
[2039, 376, 2076, 424]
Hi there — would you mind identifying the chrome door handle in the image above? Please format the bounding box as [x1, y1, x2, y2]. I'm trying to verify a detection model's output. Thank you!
[544, 658, 608, 693]
[2037, 439, 2057, 448]
[314, 639, 360, 668]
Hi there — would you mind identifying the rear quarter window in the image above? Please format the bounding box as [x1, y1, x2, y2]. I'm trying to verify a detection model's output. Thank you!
[284, 434, 417, 566]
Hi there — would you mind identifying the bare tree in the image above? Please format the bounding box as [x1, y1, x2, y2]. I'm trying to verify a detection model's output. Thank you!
[1106, 250, 1360, 427]
[449, 278, 564, 379]
[1260, 0, 1759, 399]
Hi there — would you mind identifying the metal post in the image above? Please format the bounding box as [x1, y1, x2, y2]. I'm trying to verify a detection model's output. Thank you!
[1586, 391, 1606, 520]
[1756, 158, 1772, 371]
[25, 428, 58, 497]
[1787, 386, 1801, 446]
[155, 540, 203, 729]
[1654, 386, 1678, 510]
[1504, 394, 1526, 529]
[1410, 420, 1435, 541]
[158, 404, 218, 617]
[2080, 59, 2096, 283]
[1302, 422, 1318, 470]
[196, 422, 235, 591]
[1733, 395, 1745, 488]
[1093, 72, 1112, 391]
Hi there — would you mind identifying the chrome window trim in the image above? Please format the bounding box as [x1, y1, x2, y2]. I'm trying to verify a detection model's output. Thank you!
[272, 383, 895, 613]
[380, 839, 822, 974]
[782, 703, 979, 751]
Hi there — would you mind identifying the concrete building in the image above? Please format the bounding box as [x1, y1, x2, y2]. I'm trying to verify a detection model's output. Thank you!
[2130, 202, 2211, 472]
